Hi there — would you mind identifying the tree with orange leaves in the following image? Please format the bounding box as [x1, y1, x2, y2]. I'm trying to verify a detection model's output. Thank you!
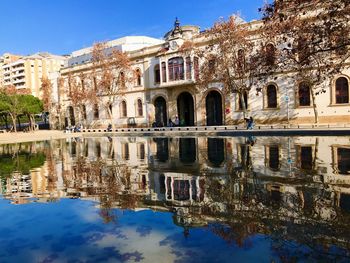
[197, 15, 262, 120]
[41, 76, 52, 112]
[91, 42, 134, 130]
[260, 0, 350, 123]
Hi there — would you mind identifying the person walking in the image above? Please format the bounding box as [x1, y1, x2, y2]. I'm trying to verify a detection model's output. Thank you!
[174, 116, 179, 126]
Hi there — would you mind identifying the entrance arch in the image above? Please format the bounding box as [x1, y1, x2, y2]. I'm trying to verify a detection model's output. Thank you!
[177, 92, 194, 126]
[206, 90, 223, 126]
[154, 97, 167, 127]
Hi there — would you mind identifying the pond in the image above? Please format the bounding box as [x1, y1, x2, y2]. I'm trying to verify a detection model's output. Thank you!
[0, 135, 350, 262]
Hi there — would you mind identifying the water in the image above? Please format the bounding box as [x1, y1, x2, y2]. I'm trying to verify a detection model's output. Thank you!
[0, 136, 350, 262]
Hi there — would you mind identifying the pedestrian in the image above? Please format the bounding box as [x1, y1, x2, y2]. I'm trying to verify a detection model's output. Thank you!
[247, 117, 254, 130]
[168, 118, 174, 127]
[174, 116, 179, 126]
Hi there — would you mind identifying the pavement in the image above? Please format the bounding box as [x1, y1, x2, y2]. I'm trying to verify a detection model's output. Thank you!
[1, 125, 350, 145]
[0, 130, 81, 145]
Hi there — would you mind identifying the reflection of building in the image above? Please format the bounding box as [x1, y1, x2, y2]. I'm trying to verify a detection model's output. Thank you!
[1, 136, 350, 252]
[1, 135, 350, 259]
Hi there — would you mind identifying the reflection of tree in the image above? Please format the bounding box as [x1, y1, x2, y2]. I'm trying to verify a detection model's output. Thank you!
[204, 168, 350, 261]
[0, 143, 46, 178]
[62, 155, 143, 224]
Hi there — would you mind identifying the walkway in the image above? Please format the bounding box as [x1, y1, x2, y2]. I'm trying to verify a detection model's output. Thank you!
[1, 124, 350, 145]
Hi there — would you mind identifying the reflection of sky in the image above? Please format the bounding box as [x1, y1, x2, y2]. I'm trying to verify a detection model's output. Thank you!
[0, 198, 287, 263]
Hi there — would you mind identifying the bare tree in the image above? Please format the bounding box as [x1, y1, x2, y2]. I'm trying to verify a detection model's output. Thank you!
[198, 16, 261, 120]
[260, 0, 350, 123]
[91, 42, 134, 130]
[41, 76, 52, 112]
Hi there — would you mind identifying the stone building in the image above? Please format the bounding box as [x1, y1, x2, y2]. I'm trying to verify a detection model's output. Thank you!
[55, 15, 350, 129]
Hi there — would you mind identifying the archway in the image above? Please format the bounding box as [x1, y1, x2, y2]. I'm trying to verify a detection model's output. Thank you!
[177, 92, 194, 126]
[206, 90, 223, 126]
[154, 97, 167, 127]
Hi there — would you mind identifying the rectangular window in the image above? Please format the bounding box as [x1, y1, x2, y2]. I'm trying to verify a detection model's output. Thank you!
[161, 62, 167, 83]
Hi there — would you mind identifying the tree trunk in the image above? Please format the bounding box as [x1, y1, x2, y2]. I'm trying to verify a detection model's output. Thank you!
[106, 104, 115, 131]
[30, 115, 36, 131]
[17, 116, 22, 130]
[311, 88, 319, 123]
[27, 114, 32, 131]
[239, 92, 247, 120]
[9, 113, 17, 132]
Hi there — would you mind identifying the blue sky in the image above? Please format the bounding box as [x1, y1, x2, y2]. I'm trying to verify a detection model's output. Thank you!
[0, 0, 267, 56]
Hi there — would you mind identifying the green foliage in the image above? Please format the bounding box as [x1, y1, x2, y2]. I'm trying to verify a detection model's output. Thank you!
[0, 151, 46, 178]
[19, 95, 43, 115]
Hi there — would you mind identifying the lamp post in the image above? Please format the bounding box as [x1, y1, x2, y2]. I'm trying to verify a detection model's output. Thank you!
[285, 94, 290, 124]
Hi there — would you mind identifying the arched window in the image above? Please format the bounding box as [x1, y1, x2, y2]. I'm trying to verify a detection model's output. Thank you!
[335, 77, 349, 104]
[161, 62, 167, 82]
[93, 104, 99, 120]
[194, 57, 199, 81]
[137, 99, 143, 116]
[120, 101, 127, 117]
[299, 82, 311, 106]
[168, 57, 184, 81]
[154, 64, 160, 84]
[135, 68, 141, 86]
[265, 43, 276, 66]
[266, 84, 278, 108]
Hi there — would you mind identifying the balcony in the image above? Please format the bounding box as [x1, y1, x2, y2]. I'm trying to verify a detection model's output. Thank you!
[154, 78, 196, 89]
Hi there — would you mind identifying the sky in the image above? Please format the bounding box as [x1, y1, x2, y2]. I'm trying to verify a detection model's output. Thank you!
[0, 0, 267, 56]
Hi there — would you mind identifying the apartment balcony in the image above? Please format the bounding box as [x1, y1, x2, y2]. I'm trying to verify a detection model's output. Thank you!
[12, 71, 25, 78]
[13, 78, 25, 84]
[11, 62, 25, 70]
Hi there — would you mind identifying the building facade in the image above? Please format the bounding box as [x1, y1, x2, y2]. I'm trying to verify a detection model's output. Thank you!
[1, 52, 67, 99]
[55, 17, 350, 129]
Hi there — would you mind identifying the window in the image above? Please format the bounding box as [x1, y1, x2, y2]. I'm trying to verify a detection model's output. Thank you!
[194, 57, 199, 81]
[119, 72, 125, 88]
[122, 143, 129, 160]
[135, 68, 141, 86]
[137, 99, 143, 116]
[138, 143, 145, 160]
[161, 62, 167, 82]
[154, 64, 160, 84]
[266, 84, 278, 108]
[186, 57, 192, 79]
[336, 147, 350, 175]
[266, 145, 280, 171]
[168, 57, 184, 81]
[238, 91, 248, 110]
[335, 77, 349, 104]
[93, 104, 99, 120]
[298, 82, 311, 106]
[298, 146, 313, 170]
[265, 43, 276, 66]
[120, 101, 127, 117]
